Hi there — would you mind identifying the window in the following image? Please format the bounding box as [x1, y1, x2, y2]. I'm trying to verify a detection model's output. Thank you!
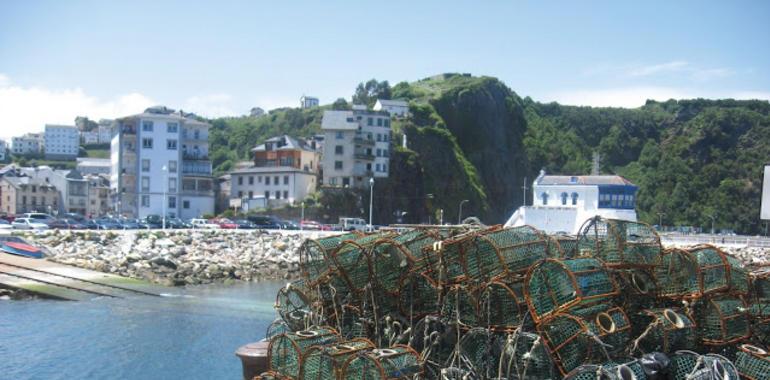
[248, 191, 253, 198]
[183, 200, 190, 209]
[376, 163, 381, 172]
[142, 121, 153, 131]
[334, 161, 343, 170]
[283, 191, 288, 199]
[141, 177, 150, 192]
[265, 176, 270, 185]
[169, 160, 177, 173]
[264, 191, 269, 199]
[194, 130, 200, 139]
[367, 117, 373, 126]
[366, 163, 372, 171]
[376, 148, 382, 157]
[335, 145, 344, 155]
[342, 177, 350, 186]
[22, 196, 26, 205]
[167, 139, 177, 150]
[169, 178, 177, 191]
[383, 163, 387, 172]
[275, 191, 280, 199]
[376, 133, 382, 142]
[248, 176, 254, 185]
[376, 118, 382, 127]
[142, 159, 150, 172]
[238, 191, 243, 198]
[167, 123, 178, 133]
[561, 192, 568, 205]
[335, 131, 344, 139]
[142, 138, 153, 149]
[283, 176, 289, 185]
[168, 196, 176, 208]
[384, 149, 389, 157]
[258, 176, 262, 183]
[238, 176, 243, 185]
[571, 192, 579, 205]
[329, 177, 337, 185]
[141, 195, 150, 207]
[384, 119, 390, 127]
[31, 185, 37, 193]
[541, 192, 548, 205]
[274, 176, 279, 185]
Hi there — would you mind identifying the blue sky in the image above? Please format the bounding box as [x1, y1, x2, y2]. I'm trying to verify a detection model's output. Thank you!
[1, 1, 769, 137]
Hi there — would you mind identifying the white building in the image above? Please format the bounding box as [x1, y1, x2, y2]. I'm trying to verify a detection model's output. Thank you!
[111, 106, 215, 220]
[505, 170, 638, 234]
[44, 124, 79, 159]
[321, 109, 391, 188]
[11, 133, 43, 156]
[98, 120, 114, 144]
[76, 157, 111, 175]
[81, 130, 99, 144]
[0, 140, 7, 160]
[373, 99, 409, 117]
[300, 95, 319, 109]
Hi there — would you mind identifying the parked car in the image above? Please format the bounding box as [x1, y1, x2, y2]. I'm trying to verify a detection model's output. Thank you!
[62, 212, 85, 222]
[0, 220, 13, 230]
[142, 215, 163, 229]
[48, 219, 87, 230]
[212, 218, 238, 229]
[162, 217, 190, 229]
[248, 215, 283, 229]
[279, 220, 299, 230]
[118, 219, 144, 229]
[12, 218, 50, 230]
[340, 217, 367, 231]
[82, 220, 100, 230]
[299, 220, 322, 230]
[21, 213, 56, 225]
[190, 218, 220, 229]
[233, 219, 256, 229]
[94, 218, 123, 230]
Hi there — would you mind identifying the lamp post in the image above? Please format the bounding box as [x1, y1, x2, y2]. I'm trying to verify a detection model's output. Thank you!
[368, 178, 374, 230]
[300, 201, 305, 231]
[657, 212, 666, 229]
[162, 165, 167, 230]
[708, 214, 716, 235]
[458, 199, 469, 225]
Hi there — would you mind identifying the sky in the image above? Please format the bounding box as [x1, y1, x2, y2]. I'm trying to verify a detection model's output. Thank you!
[1, 1, 769, 138]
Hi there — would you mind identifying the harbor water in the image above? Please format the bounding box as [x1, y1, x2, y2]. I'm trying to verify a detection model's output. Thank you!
[0, 281, 283, 380]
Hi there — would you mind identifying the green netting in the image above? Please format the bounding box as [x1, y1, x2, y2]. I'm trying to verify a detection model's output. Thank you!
[668, 351, 739, 380]
[300, 232, 360, 284]
[726, 253, 750, 295]
[656, 249, 700, 298]
[332, 232, 395, 293]
[499, 331, 557, 380]
[299, 338, 375, 380]
[370, 229, 442, 296]
[538, 313, 594, 375]
[441, 285, 479, 327]
[548, 234, 579, 258]
[315, 274, 354, 326]
[456, 327, 501, 378]
[525, 258, 616, 322]
[688, 245, 731, 295]
[577, 306, 632, 357]
[266, 319, 290, 340]
[268, 326, 341, 378]
[253, 371, 292, 380]
[398, 272, 439, 319]
[470, 226, 550, 280]
[275, 280, 313, 331]
[635, 309, 696, 354]
[698, 296, 751, 345]
[735, 344, 770, 380]
[341, 346, 422, 380]
[563, 360, 647, 380]
[479, 280, 525, 332]
[577, 217, 661, 267]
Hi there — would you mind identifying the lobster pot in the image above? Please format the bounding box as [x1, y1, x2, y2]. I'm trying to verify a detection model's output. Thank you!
[537, 313, 595, 375]
[441, 284, 479, 327]
[577, 217, 661, 267]
[275, 280, 313, 331]
[268, 327, 341, 378]
[479, 280, 526, 332]
[456, 327, 502, 379]
[569, 304, 632, 356]
[398, 272, 440, 319]
[499, 331, 557, 380]
[315, 275, 353, 325]
[299, 338, 375, 380]
[340, 305, 368, 340]
[563, 361, 647, 380]
[266, 319, 291, 340]
[635, 309, 696, 354]
[435, 228, 494, 284]
[697, 296, 751, 345]
[735, 344, 770, 380]
[410, 315, 455, 375]
[299, 233, 360, 285]
[370, 229, 442, 296]
[341, 345, 422, 380]
[726, 254, 750, 295]
[463, 226, 550, 282]
[686, 245, 731, 295]
[253, 371, 292, 380]
[547, 234, 579, 258]
[655, 249, 700, 298]
[331, 232, 393, 294]
[668, 351, 739, 380]
[525, 258, 617, 322]
[614, 269, 659, 311]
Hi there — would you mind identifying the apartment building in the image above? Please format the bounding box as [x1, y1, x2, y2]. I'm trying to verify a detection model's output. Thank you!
[373, 99, 409, 117]
[321, 109, 392, 188]
[111, 106, 214, 219]
[300, 95, 319, 109]
[85, 174, 111, 217]
[229, 135, 319, 210]
[0, 140, 7, 161]
[97, 119, 114, 143]
[11, 133, 43, 156]
[81, 130, 99, 144]
[0, 174, 59, 215]
[44, 124, 79, 159]
[76, 157, 111, 175]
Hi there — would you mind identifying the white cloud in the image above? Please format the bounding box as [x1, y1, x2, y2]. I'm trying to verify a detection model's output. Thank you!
[182, 93, 239, 118]
[0, 77, 155, 139]
[544, 86, 770, 108]
[690, 67, 733, 82]
[628, 61, 689, 77]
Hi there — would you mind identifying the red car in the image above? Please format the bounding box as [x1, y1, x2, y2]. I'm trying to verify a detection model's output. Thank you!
[212, 218, 238, 229]
[300, 220, 321, 230]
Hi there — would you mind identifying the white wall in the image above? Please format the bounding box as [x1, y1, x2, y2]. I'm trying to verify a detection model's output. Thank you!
[179, 195, 215, 219]
[136, 117, 182, 217]
[230, 171, 316, 205]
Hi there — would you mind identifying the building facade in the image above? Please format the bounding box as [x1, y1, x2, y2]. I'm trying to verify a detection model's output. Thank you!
[111, 106, 215, 219]
[300, 95, 319, 109]
[0, 140, 7, 161]
[0, 175, 59, 215]
[505, 170, 638, 234]
[373, 99, 409, 117]
[44, 124, 79, 159]
[76, 157, 111, 175]
[98, 120, 114, 143]
[81, 130, 100, 144]
[85, 174, 111, 217]
[11, 133, 43, 156]
[321, 109, 392, 188]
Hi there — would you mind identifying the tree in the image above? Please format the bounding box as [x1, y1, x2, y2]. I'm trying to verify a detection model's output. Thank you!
[331, 98, 350, 110]
[352, 79, 391, 107]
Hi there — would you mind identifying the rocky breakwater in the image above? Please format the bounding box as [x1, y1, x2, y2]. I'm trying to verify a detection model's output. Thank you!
[25, 230, 311, 286]
[722, 246, 770, 266]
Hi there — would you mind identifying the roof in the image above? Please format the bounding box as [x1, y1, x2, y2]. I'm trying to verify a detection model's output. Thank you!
[321, 110, 359, 131]
[251, 135, 315, 152]
[45, 124, 77, 130]
[537, 175, 636, 186]
[1, 175, 56, 189]
[376, 99, 408, 107]
[76, 158, 111, 167]
[116, 106, 211, 127]
[229, 166, 316, 175]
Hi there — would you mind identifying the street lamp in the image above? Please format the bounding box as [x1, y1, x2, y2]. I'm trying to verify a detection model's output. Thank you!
[162, 165, 167, 230]
[657, 212, 666, 228]
[708, 214, 716, 235]
[368, 178, 374, 230]
[300, 201, 305, 231]
[458, 199, 469, 225]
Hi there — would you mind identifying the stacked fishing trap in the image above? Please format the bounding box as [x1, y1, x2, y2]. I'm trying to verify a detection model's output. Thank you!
[257, 216, 770, 379]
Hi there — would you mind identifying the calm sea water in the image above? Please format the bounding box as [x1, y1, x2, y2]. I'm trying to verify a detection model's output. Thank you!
[0, 281, 283, 380]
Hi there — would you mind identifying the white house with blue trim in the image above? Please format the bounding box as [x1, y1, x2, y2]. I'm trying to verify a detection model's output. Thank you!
[505, 170, 638, 234]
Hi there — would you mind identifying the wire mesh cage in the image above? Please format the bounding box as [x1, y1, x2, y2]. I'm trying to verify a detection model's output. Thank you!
[398, 272, 440, 320]
[299, 338, 376, 380]
[547, 234, 579, 259]
[667, 351, 739, 380]
[686, 245, 732, 296]
[632, 309, 696, 354]
[570, 304, 632, 357]
[726, 253, 751, 296]
[655, 248, 701, 299]
[341, 345, 422, 380]
[563, 360, 647, 380]
[696, 295, 751, 346]
[478, 280, 526, 332]
[408, 315, 456, 377]
[299, 232, 361, 285]
[370, 229, 443, 297]
[314, 274, 354, 328]
[735, 344, 770, 380]
[441, 284, 480, 328]
[252, 371, 293, 380]
[275, 280, 313, 331]
[577, 217, 661, 268]
[463, 225, 551, 282]
[499, 331, 558, 380]
[613, 269, 659, 313]
[453, 327, 502, 379]
[331, 232, 396, 294]
[525, 258, 618, 322]
[267, 326, 341, 378]
[266, 319, 291, 340]
[537, 312, 597, 375]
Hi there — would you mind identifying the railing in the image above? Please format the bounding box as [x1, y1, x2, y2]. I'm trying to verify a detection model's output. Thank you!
[354, 152, 375, 160]
[353, 137, 375, 146]
[183, 153, 209, 161]
[660, 233, 770, 248]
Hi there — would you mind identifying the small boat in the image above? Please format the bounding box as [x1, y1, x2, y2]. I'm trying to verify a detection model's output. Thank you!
[0, 236, 46, 259]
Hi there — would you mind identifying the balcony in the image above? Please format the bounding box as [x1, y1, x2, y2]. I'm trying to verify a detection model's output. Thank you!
[183, 152, 209, 161]
[353, 136, 375, 146]
[354, 151, 375, 161]
[182, 161, 212, 176]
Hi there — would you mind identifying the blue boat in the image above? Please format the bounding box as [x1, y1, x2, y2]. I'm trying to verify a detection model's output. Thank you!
[0, 236, 46, 259]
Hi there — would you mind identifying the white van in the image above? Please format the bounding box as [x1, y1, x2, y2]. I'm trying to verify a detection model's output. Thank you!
[340, 217, 367, 231]
[190, 218, 220, 229]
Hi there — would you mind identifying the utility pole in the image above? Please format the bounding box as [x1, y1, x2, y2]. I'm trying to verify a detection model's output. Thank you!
[458, 199, 469, 225]
[521, 177, 528, 206]
[657, 212, 665, 228]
